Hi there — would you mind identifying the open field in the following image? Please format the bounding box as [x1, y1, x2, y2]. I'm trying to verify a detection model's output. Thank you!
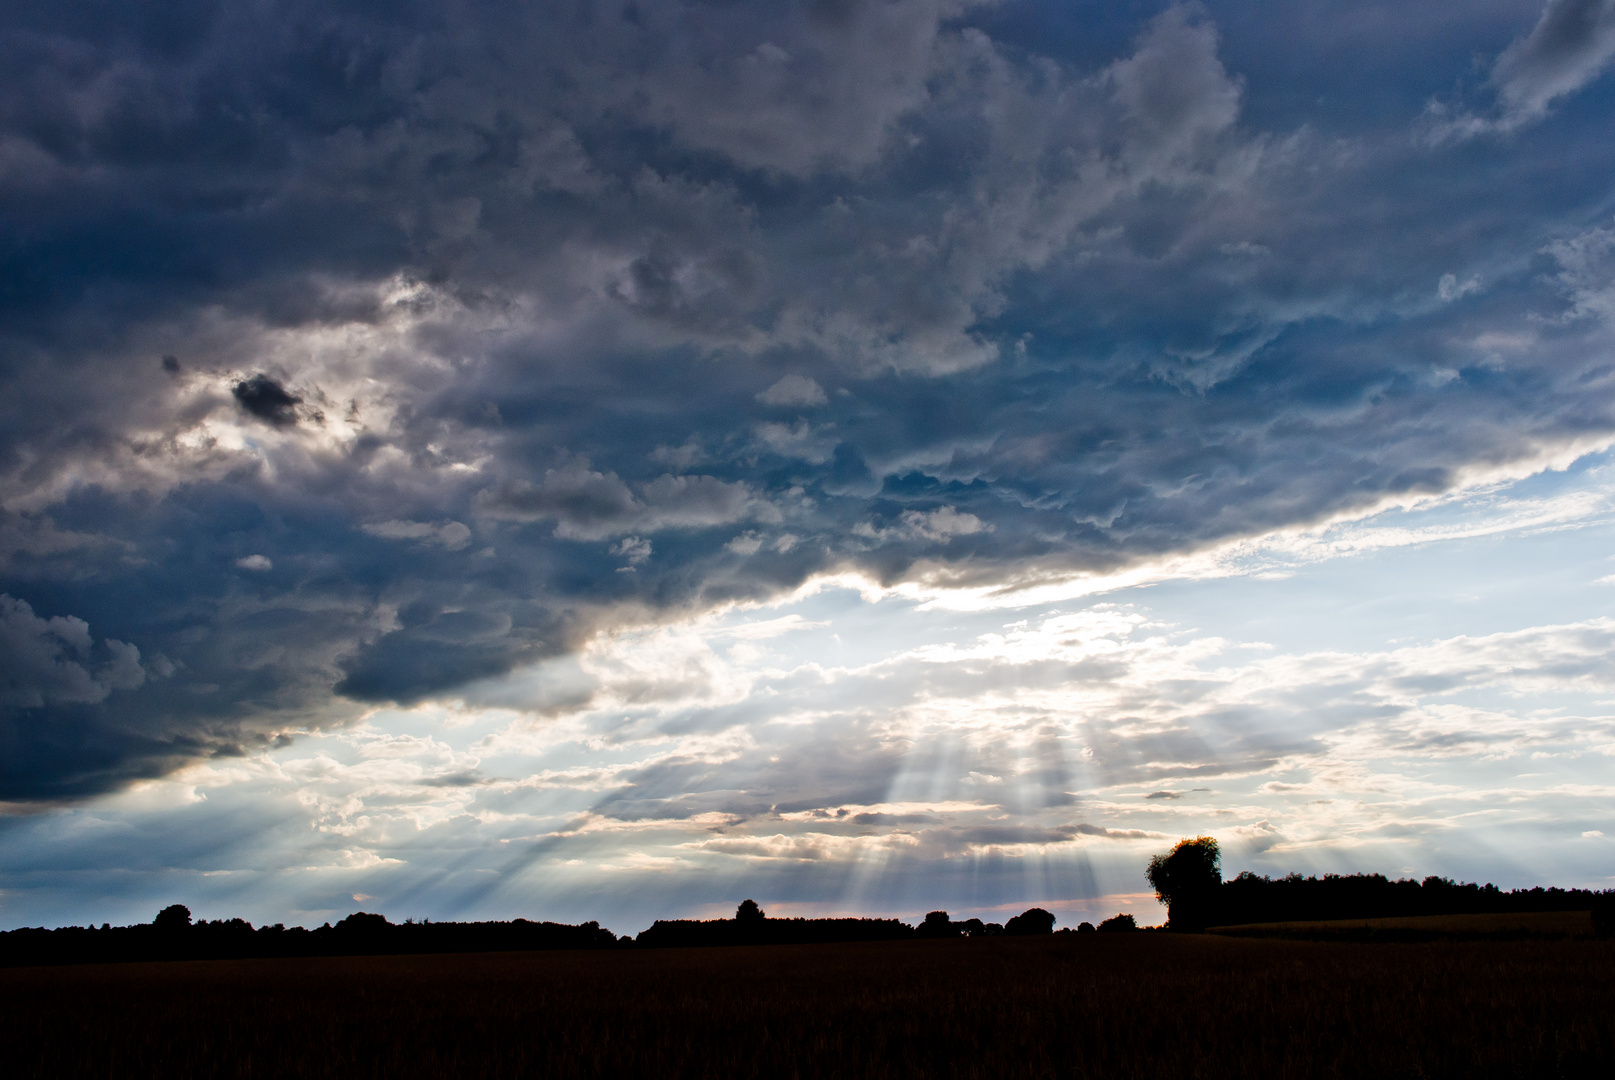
[4, 934, 1612, 1079]
[1208, 909, 1597, 941]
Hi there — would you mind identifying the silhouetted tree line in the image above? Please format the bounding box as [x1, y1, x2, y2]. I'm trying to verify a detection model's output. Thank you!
[636, 902, 1060, 947]
[0, 906, 619, 967]
[13, 844, 1608, 967]
[0, 900, 1067, 967]
[1147, 836, 1615, 933]
[1214, 872, 1615, 929]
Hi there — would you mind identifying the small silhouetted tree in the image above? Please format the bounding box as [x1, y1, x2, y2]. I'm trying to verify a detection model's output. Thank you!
[1077, 921, 1095, 933]
[1146, 835, 1222, 932]
[735, 899, 765, 923]
[1096, 913, 1137, 932]
[154, 905, 192, 932]
[1004, 907, 1055, 935]
[916, 910, 959, 938]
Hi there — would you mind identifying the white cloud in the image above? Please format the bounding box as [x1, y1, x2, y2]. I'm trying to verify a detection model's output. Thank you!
[362, 521, 473, 551]
[752, 420, 836, 463]
[725, 531, 764, 556]
[235, 554, 273, 571]
[1547, 220, 1615, 322]
[756, 374, 828, 407]
[611, 535, 653, 569]
[855, 506, 990, 544]
[714, 614, 828, 641]
[902, 506, 989, 541]
[1438, 273, 1481, 302]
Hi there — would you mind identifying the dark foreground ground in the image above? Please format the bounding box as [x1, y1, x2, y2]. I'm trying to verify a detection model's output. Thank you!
[4, 932, 1612, 1079]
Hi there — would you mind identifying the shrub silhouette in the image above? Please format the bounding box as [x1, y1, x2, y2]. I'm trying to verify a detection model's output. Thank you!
[1097, 913, 1137, 932]
[735, 899, 765, 924]
[955, 918, 1003, 937]
[1077, 921, 1096, 933]
[1005, 908, 1055, 935]
[1147, 836, 1221, 931]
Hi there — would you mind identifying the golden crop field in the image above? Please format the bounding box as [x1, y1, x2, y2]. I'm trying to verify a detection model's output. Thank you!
[4, 933, 1612, 1078]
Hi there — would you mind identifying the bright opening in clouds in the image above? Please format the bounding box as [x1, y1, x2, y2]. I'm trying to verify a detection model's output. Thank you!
[3, 0, 1615, 931]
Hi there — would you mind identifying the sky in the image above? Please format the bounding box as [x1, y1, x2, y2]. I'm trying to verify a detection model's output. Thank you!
[3, 0, 1615, 934]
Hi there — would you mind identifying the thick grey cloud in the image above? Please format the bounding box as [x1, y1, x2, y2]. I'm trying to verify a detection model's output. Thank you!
[1494, 0, 1615, 122]
[474, 456, 766, 541]
[0, 594, 146, 709]
[4, 1, 1615, 802]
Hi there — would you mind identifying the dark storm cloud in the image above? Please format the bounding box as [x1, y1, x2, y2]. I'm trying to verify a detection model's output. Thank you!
[231, 374, 302, 427]
[0, 594, 145, 709]
[4, 0, 1615, 801]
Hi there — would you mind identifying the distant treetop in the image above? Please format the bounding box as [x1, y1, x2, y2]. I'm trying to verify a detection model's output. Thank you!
[735, 899, 765, 923]
[1005, 908, 1056, 935]
[153, 905, 192, 931]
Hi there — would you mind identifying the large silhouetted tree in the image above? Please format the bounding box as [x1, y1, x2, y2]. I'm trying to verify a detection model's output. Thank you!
[1005, 908, 1055, 935]
[153, 905, 192, 932]
[1146, 836, 1222, 931]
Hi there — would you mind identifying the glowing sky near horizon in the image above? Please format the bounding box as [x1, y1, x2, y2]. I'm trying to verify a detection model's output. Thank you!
[4, 1, 1615, 932]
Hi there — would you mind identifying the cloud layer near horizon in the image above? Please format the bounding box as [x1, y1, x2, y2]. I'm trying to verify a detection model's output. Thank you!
[8, 521, 1615, 931]
[6, 0, 1615, 803]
